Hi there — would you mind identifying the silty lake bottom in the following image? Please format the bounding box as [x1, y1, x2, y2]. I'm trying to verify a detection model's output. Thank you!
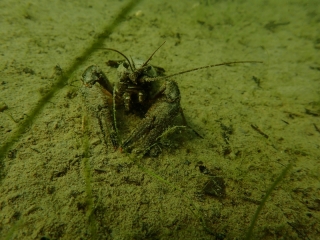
[0, 0, 319, 239]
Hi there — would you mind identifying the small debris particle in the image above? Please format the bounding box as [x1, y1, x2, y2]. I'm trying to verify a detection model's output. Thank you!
[66, 89, 78, 99]
[23, 67, 35, 75]
[264, 21, 290, 32]
[0, 102, 8, 112]
[94, 168, 107, 173]
[220, 123, 233, 144]
[203, 177, 226, 198]
[305, 108, 319, 117]
[251, 124, 269, 139]
[51, 64, 63, 79]
[252, 76, 261, 88]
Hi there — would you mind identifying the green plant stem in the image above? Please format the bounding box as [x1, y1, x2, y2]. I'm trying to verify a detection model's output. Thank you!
[245, 162, 292, 240]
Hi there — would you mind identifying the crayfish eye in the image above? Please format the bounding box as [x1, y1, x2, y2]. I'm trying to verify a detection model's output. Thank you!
[142, 66, 151, 74]
[146, 66, 152, 71]
[123, 62, 129, 69]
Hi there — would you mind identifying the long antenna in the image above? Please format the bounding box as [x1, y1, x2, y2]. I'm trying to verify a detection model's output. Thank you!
[141, 41, 166, 68]
[144, 61, 263, 82]
[99, 48, 134, 71]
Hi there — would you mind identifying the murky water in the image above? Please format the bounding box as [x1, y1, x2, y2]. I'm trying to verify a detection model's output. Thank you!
[0, 0, 319, 239]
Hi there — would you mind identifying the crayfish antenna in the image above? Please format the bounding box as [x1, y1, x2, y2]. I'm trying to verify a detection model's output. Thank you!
[144, 60, 263, 82]
[98, 48, 134, 72]
[141, 41, 166, 68]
